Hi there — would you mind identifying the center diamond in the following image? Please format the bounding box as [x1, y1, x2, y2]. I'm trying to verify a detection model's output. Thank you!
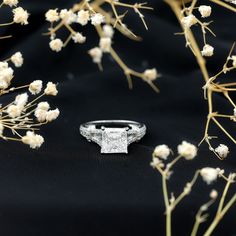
[101, 128, 128, 154]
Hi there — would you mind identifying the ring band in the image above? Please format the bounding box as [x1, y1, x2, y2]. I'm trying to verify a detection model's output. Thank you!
[80, 120, 146, 154]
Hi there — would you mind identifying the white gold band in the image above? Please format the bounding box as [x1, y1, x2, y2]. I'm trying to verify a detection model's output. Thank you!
[80, 120, 146, 154]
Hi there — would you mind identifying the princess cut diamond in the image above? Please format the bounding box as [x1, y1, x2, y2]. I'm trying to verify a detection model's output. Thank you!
[101, 128, 128, 154]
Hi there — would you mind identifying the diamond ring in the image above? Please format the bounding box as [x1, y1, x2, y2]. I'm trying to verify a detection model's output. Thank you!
[80, 120, 146, 154]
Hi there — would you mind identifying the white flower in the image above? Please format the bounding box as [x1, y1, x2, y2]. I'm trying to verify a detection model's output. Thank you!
[34, 109, 47, 122]
[37, 102, 50, 111]
[7, 104, 22, 118]
[215, 144, 229, 159]
[0, 122, 4, 136]
[153, 145, 171, 160]
[181, 14, 197, 28]
[34, 102, 50, 122]
[45, 108, 60, 122]
[29, 80, 43, 95]
[72, 32, 86, 44]
[11, 52, 23, 67]
[198, 5, 212, 18]
[231, 55, 236, 68]
[0, 62, 9, 69]
[13, 7, 29, 25]
[200, 167, 218, 184]
[14, 93, 28, 107]
[177, 141, 197, 160]
[216, 167, 225, 176]
[91, 13, 104, 25]
[210, 189, 218, 199]
[49, 38, 63, 52]
[103, 24, 114, 38]
[88, 47, 103, 64]
[3, 0, 18, 7]
[35, 105, 59, 122]
[22, 131, 44, 149]
[44, 82, 58, 96]
[77, 10, 90, 26]
[150, 157, 164, 169]
[0, 64, 14, 89]
[144, 68, 158, 81]
[60, 9, 76, 24]
[201, 44, 214, 57]
[99, 37, 111, 52]
[45, 9, 59, 22]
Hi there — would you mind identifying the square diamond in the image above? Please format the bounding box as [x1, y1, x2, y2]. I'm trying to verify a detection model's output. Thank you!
[101, 128, 128, 154]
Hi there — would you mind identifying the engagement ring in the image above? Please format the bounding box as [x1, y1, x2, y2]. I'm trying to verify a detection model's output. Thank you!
[80, 120, 146, 154]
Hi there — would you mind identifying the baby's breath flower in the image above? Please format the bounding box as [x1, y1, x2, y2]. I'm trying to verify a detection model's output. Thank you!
[14, 93, 28, 108]
[0, 62, 9, 69]
[7, 104, 22, 118]
[22, 131, 44, 149]
[144, 68, 158, 81]
[77, 9, 90, 26]
[181, 14, 197, 28]
[198, 5, 212, 18]
[3, 0, 18, 7]
[34, 102, 50, 122]
[210, 189, 218, 199]
[45, 9, 60, 22]
[72, 32, 86, 44]
[215, 144, 229, 159]
[177, 141, 197, 160]
[13, 7, 29, 25]
[200, 167, 218, 184]
[45, 108, 60, 122]
[44, 82, 58, 96]
[29, 80, 43, 95]
[150, 157, 164, 169]
[88, 47, 103, 64]
[153, 144, 171, 160]
[103, 24, 114, 38]
[37, 102, 50, 111]
[11, 52, 23, 67]
[99, 37, 111, 53]
[91, 13, 105, 25]
[201, 44, 214, 57]
[49, 38, 63, 52]
[35, 108, 47, 122]
[60, 9, 76, 25]
[0, 64, 14, 89]
[216, 167, 225, 176]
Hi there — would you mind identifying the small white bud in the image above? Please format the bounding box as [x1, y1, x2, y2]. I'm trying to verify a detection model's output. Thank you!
[177, 141, 197, 160]
[201, 44, 214, 57]
[49, 38, 63, 52]
[198, 5, 212, 18]
[153, 145, 171, 160]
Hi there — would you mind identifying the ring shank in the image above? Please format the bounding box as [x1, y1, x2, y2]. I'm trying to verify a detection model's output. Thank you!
[81, 120, 145, 129]
[80, 120, 146, 146]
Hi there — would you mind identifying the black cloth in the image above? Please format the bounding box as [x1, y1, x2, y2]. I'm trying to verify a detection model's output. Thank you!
[0, 0, 236, 235]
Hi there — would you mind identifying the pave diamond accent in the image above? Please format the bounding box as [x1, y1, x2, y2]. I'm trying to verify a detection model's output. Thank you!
[101, 128, 128, 154]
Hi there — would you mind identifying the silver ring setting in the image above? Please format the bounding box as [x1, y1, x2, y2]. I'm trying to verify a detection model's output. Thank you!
[80, 120, 146, 154]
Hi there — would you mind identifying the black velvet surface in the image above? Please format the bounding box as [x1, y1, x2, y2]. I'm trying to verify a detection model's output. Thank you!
[0, 0, 236, 235]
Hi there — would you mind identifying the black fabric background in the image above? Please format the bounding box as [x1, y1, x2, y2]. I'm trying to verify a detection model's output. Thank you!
[0, 0, 235, 235]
